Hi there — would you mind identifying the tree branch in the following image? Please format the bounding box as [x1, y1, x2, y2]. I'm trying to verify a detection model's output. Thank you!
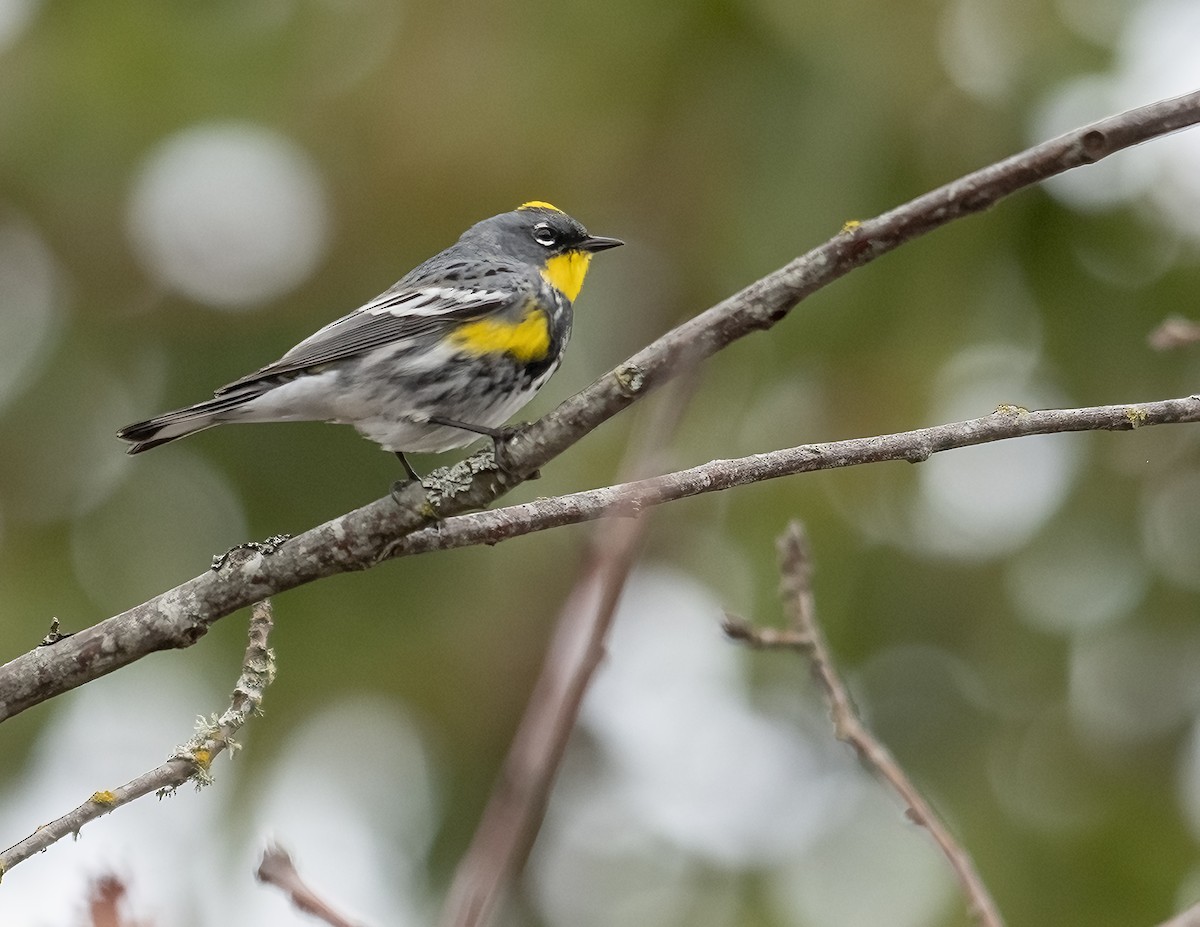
[726, 524, 1005, 927]
[2, 90, 1199, 723]
[4, 394, 1198, 724]
[0, 600, 276, 879]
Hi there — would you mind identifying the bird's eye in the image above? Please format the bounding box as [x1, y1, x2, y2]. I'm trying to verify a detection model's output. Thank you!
[532, 223, 558, 247]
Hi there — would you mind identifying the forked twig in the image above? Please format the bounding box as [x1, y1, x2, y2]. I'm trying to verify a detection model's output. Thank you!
[726, 524, 1006, 927]
[0, 600, 276, 878]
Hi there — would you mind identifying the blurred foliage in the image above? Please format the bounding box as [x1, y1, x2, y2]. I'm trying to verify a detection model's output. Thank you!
[2, 0, 1200, 925]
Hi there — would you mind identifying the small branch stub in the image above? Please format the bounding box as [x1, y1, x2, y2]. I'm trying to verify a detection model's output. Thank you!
[257, 844, 364, 927]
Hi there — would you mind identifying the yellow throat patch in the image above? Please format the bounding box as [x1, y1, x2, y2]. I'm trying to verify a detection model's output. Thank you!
[449, 307, 551, 363]
[518, 202, 591, 301]
[542, 251, 592, 302]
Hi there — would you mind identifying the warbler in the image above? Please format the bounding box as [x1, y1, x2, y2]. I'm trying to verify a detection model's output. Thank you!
[117, 202, 622, 479]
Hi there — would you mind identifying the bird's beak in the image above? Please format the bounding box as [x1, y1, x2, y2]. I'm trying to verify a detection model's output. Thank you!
[579, 234, 624, 253]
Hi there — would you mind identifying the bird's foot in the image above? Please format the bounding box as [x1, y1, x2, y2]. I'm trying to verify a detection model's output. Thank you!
[487, 424, 539, 479]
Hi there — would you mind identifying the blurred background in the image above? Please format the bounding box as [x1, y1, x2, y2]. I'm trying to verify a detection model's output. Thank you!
[2, 1, 1200, 925]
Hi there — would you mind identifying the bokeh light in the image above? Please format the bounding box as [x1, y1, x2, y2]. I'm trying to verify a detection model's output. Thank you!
[910, 343, 1082, 561]
[70, 451, 248, 610]
[0, 213, 66, 412]
[533, 567, 852, 924]
[0, 0, 38, 52]
[0, 660, 229, 925]
[1141, 469, 1200, 592]
[769, 785, 958, 927]
[126, 123, 330, 309]
[1069, 625, 1200, 748]
[987, 707, 1106, 834]
[1035, 0, 1200, 243]
[238, 696, 438, 927]
[577, 568, 845, 866]
[938, 0, 1022, 103]
[1006, 520, 1148, 635]
[0, 356, 136, 524]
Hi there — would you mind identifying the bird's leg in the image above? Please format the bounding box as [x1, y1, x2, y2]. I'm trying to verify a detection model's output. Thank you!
[427, 416, 529, 476]
[394, 451, 421, 482]
[427, 415, 506, 440]
[390, 452, 424, 504]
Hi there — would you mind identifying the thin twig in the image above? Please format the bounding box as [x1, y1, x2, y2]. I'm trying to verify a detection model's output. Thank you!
[0, 600, 276, 879]
[388, 395, 1200, 557]
[439, 378, 697, 927]
[2, 92, 1199, 722]
[257, 843, 365, 927]
[731, 524, 1006, 927]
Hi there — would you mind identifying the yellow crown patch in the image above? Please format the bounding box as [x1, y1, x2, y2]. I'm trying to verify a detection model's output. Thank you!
[519, 201, 563, 213]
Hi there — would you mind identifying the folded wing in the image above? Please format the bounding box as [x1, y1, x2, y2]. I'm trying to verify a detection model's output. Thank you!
[215, 284, 515, 395]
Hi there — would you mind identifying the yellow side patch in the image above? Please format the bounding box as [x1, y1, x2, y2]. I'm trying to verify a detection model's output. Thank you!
[519, 201, 563, 213]
[450, 308, 552, 362]
[541, 251, 592, 302]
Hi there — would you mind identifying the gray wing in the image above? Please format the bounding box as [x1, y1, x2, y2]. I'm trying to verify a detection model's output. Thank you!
[214, 283, 517, 395]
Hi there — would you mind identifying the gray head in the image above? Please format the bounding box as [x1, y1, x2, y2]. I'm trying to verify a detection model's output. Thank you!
[458, 202, 624, 267]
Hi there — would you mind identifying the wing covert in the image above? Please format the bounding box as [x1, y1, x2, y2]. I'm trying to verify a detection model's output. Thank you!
[214, 284, 515, 395]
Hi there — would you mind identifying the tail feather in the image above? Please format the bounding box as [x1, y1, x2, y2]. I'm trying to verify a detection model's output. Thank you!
[117, 390, 261, 455]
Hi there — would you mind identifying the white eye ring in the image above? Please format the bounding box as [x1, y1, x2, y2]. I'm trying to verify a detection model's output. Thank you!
[533, 223, 558, 247]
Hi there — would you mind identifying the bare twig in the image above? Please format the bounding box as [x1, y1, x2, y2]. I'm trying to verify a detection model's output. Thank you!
[0, 600, 276, 878]
[730, 524, 1006, 927]
[439, 379, 696, 927]
[2, 92, 1199, 722]
[257, 843, 365, 927]
[388, 395, 1200, 557]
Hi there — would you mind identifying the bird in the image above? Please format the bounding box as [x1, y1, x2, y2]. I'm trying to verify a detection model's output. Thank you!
[117, 202, 622, 480]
